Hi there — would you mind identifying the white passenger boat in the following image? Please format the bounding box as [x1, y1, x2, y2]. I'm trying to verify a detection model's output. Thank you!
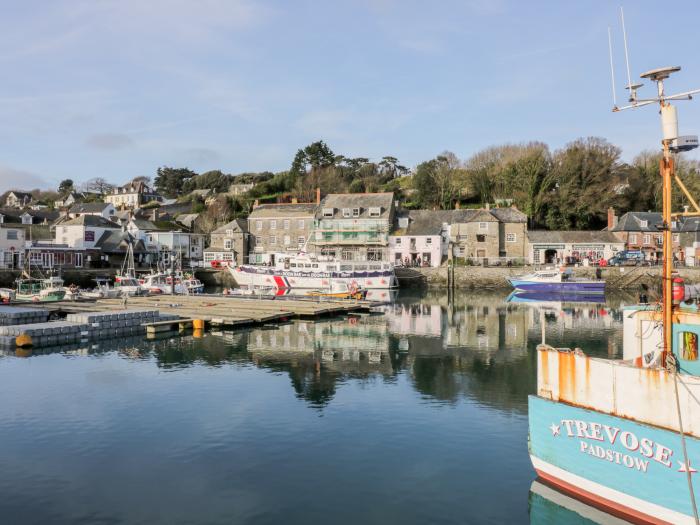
[229, 253, 397, 290]
[140, 272, 204, 295]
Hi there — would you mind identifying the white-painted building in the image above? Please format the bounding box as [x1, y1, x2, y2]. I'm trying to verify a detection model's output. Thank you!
[68, 202, 116, 219]
[0, 226, 25, 268]
[144, 231, 205, 264]
[389, 210, 452, 267]
[526, 231, 625, 265]
[53, 215, 121, 250]
[104, 180, 161, 209]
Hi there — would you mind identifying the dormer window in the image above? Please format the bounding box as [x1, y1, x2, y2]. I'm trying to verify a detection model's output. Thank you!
[398, 217, 409, 228]
[322, 208, 334, 218]
[342, 208, 352, 218]
[21, 214, 32, 225]
[478, 222, 488, 230]
[368, 207, 381, 218]
[640, 220, 649, 228]
[352, 208, 360, 217]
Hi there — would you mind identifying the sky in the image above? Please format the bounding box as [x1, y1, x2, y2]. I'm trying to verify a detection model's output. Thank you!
[1, 0, 699, 193]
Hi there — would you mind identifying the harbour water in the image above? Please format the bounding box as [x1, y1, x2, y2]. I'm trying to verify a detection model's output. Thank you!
[0, 290, 631, 524]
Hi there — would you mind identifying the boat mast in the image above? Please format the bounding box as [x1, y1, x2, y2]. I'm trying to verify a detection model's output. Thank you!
[612, 61, 700, 360]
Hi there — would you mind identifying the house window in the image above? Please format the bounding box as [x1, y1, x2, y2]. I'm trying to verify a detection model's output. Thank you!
[298, 219, 305, 229]
[674, 234, 680, 243]
[224, 239, 232, 250]
[298, 236, 305, 245]
[270, 220, 277, 230]
[506, 233, 516, 243]
[352, 208, 360, 217]
[270, 236, 277, 245]
[284, 235, 291, 246]
[629, 234, 638, 244]
[479, 222, 488, 230]
[640, 220, 649, 227]
[256, 220, 263, 231]
[476, 234, 486, 243]
[396, 238, 402, 245]
[226, 229, 233, 236]
[368, 207, 381, 218]
[322, 208, 334, 218]
[342, 208, 352, 218]
[283, 219, 290, 229]
[21, 215, 31, 225]
[6, 230, 18, 240]
[643, 234, 651, 244]
[680, 331, 698, 361]
[426, 238, 432, 244]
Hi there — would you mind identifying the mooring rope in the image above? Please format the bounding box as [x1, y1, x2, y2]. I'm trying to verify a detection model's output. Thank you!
[667, 352, 700, 525]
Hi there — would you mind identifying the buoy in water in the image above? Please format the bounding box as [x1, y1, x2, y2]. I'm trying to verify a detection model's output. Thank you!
[193, 319, 205, 330]
[15, 333, 32, 347]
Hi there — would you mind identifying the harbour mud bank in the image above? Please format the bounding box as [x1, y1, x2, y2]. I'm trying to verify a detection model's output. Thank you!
[396, 265, 700, 291]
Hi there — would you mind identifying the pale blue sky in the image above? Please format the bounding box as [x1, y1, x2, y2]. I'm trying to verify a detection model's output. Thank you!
[1, 0, 699, 192]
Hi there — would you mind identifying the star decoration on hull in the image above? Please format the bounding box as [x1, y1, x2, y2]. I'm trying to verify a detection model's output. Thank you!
[550, 423, 561, 436]
[678, 460, 697, 474]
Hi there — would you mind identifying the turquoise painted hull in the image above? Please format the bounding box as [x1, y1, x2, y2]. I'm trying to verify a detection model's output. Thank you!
[529, 395, 700, 523]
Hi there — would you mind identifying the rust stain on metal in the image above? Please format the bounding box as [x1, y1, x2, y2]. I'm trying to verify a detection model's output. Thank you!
[540, 350, 549, 391]
[558, 351, 576, 403]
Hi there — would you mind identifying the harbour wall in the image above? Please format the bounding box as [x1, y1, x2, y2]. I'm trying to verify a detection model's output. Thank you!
[396, 265, 700, 291]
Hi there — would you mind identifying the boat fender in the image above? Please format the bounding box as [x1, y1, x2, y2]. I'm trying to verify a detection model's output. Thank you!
[673, 277, 685, 304]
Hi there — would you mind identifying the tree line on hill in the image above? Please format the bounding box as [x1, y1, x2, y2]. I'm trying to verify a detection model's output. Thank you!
[5, 137, 698, 232]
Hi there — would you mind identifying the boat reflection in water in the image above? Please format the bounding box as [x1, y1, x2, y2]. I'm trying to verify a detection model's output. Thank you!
[529, 479, 630, 525]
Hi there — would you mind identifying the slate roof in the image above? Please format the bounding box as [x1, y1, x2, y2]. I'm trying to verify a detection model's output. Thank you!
[94, 231, 147, 253]
[130, 218, 160, 231]
[69, 202, 112, 214]
[175, 213, 200, 228]
[211, 218, 248, 234]
[489, 207, 527, 223]
[527, 230, 624, 244]
[249, 203, 318, 218]
[393, 210, 469, 236]
[60, 215, 121, 228]
[611, 212, 663, 232]
[317, 193, 394, 219]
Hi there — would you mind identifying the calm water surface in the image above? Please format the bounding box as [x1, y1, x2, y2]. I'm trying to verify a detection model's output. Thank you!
[0, 290, 632, 525]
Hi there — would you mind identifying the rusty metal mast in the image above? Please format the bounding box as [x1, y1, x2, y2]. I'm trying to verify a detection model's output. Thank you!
[609, 11, 700, 359]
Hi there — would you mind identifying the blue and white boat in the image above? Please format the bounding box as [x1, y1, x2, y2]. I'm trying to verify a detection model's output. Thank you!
[507, 268, 605, 294]
[528, 57, 700, 524]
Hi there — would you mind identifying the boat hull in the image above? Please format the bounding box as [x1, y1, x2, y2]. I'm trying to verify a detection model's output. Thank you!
[509, 279, 605, 293]
[230, 265, 398, 290]
[529, 395, 700, 524]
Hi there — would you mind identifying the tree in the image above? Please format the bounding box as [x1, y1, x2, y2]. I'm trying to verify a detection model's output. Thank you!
[155, 167, 197, 197]
[82, 177, 115, 195]
[182, 170, 233, 194]
[413, 152, 465, 209]
[132, 175, 152, 186]
[58, 179, 74, 196]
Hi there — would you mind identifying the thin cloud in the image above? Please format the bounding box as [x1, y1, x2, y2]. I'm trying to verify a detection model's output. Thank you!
[86, 133, 134, 150]
[0, 166, 49, 193]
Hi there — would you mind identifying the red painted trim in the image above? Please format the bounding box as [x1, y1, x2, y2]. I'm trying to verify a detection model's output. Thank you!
[535, 469, 674, 525]
[273, 275, 286, 289]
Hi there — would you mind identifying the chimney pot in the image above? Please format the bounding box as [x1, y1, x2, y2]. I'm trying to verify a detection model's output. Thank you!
[316, 188, 321, 204]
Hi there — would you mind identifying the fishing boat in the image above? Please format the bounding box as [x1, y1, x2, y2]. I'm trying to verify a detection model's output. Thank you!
[114, 242, 145, 296]
[15, 275, 66, 302]
[507, 267, 605, 294]
[81, 277, 121, 299]
[528, 53, 700, 523]
[230, 253, 397, 290]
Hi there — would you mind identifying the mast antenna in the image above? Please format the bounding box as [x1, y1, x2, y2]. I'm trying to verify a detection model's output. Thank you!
[619, 7, 643, 102]
[608, 27, 617, 108]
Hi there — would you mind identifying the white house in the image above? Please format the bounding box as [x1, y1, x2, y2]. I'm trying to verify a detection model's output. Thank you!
[54, 215, 121, 250]
[526, 231, 625, 265]
[4, 191, 33, 208]
[144, 231, 205, 264]
[0, 226, 25, 268]
[389, 210, 452, 267]
[104, 180, 161, 209]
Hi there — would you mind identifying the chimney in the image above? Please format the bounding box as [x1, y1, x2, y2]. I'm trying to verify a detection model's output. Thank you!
[485, 203, 490, 210]
[316, 188, 321, 204]
[151, 208, 159, 222]
[253, 199, 259, 208]
[607, 207, 617, 229]
[455, 202, 460, 210]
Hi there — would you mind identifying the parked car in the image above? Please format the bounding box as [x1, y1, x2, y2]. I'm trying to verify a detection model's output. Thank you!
[607, 251, 648, 266]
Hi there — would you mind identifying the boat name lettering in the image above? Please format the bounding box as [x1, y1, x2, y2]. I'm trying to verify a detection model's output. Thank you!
[552, 419, 674, 470]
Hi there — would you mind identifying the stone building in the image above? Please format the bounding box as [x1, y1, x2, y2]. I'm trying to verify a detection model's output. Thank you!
[4, 191, 33, 208]
[247, 203, 317, 262]
[204, 219, 248, 265]
[312, 192, 395, 262]
[526, 230, 625, 265]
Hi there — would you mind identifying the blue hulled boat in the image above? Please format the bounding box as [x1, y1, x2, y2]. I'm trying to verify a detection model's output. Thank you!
[507, 268, 605, 294]
[528, 57, 700, 524]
